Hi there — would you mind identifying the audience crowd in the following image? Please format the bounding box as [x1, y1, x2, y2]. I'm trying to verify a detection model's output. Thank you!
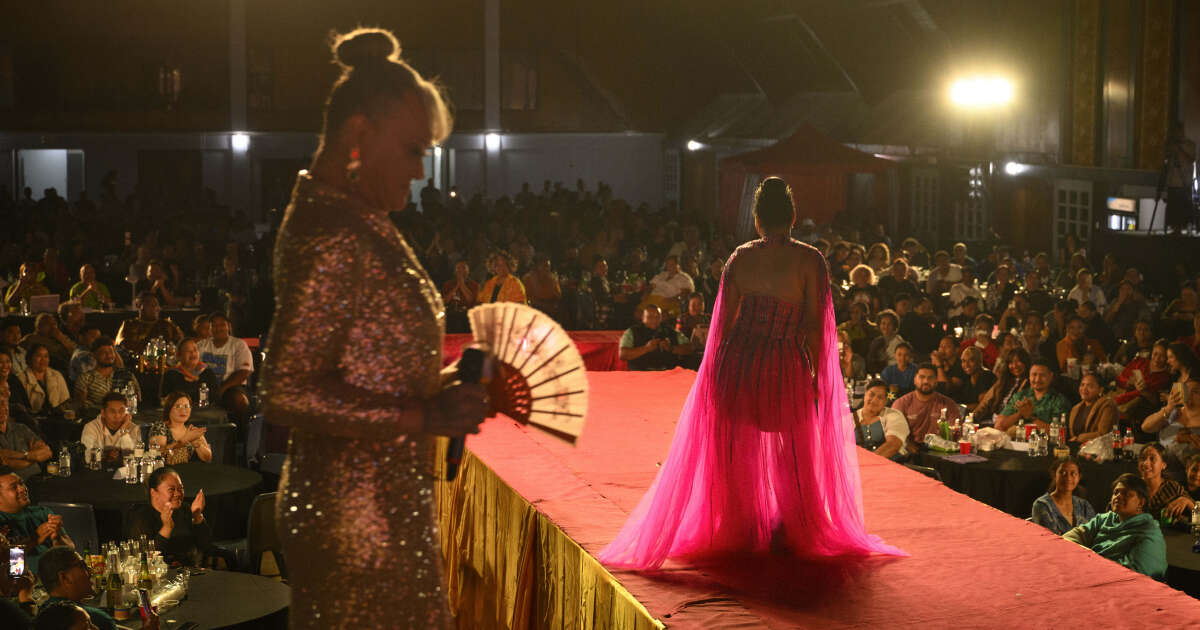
[1, 175, 1199, 619]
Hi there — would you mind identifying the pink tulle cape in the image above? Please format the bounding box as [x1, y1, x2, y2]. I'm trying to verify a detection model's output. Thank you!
[598, 240, 906, 569]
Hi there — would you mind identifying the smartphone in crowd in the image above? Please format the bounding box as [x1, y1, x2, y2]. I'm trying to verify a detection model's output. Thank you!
[8, 547, 25, 578]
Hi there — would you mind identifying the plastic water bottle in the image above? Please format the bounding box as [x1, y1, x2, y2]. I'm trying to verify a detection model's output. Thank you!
[126, 384, 138, 417]
[58, 446, 71, 477]
[198, 382, 209, 408]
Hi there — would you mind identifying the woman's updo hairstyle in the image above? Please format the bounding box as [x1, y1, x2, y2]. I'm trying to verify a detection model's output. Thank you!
[752, 177, 796, 232]
[322, 27, 452, 146]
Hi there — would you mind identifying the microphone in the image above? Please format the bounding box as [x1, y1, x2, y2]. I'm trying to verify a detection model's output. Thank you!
[445, 345, 490, 481]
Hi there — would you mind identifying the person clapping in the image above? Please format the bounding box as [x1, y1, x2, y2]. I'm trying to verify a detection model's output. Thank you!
[127, 466, 210, 566]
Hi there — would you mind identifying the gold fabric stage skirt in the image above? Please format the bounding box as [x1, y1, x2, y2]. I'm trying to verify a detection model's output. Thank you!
[434, 441, 662, 630]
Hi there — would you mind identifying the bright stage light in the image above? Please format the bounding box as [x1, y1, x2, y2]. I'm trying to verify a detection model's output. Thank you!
[1003, 161, 1027, 176]
[231, 133, 251, 152]
[485, 133, 501, 151]
[949, 77, 1013, 108]
[686, 139, 704, 152]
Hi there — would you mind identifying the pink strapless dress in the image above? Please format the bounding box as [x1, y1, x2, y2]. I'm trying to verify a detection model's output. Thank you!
[598, 239, 905, 569]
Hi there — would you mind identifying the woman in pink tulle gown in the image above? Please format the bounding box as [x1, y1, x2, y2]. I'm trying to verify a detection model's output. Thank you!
[599, 177, 905, 569]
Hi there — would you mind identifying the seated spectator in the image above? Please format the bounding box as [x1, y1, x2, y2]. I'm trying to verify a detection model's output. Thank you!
[866, 310, 905, 374]
[1047, 298, 1073, 341]
[3, 263, 49, 309]
[162, 338, 221, 408]
[191, 314, 212, 341]
[877, 258, 921, 307]
[958, 314, 1000, 369]
[643, 255, 694, 318]
[844, 264, 880, 315]
[925, 250, 962, 295]
[1078, 301, 1118, 355]
[36, 548, 132, 630]
[931, 334, 961, 390]
[115, 292, 184, 357]
[16, 345, 71, 416]
[952, 241, 976, 272]
[997, 292, 1032, 333]
[66, 325, 102, 384]
[900, 296, 941, 357]
[477, 251, 527, 305]
[127, 466, 212, 566]
[851, 380, 909, 460]
[214, 256, 248, 324]
[1114, 338, 1171, 424]
[994, 359, 1070, 433]
[80, 393, 139, 466]
[0, 393, 51, 478]
[880, 343, 917, 396]
[838, 330, 867, 380]
[0, 349, 32, 413]
[1024, 269, 1056, 316]
[1067, 373, 1116, 443]
[72, 337, 139, 416]
[1141, 374, 1200, 470]
[677, 293, 711, 340]
[148, 392, 212, 465]
[1031, 458, 1097, 535]
[618, 305, 690, 371]
[837, 302, 878, 358]
[1056, 315, 1107, 374]
[865, 242, 890, 274]
[1065, 265, 1101, 309]
[1160, 285, 1199, 340]
[1135, 443, 1191, 528]
[587, 257, 617, 330]
[441, 261, 479, 334]
[1185, 454, 1200, 501]
[56, 303, 86, 349]
[892, 364, 961, 449]
[19, 315, 75, 373]
[1063, 473, 1166, 580]
[66, 264, 113, 310]
[948, 297, 982, 337]
[1104, 281, 1151, 342]
[1113, 318, 1154, 365]
[0, 323, 28, 374]
[522, 255, 563, 318]
[197, 313, 253, 424]
[984, 264, 1018, 316]
[146, 260, 184, 308]
[1177, 311, 1200, 358]
[943, 346, 996, 413]
[0, 469, 72, 572]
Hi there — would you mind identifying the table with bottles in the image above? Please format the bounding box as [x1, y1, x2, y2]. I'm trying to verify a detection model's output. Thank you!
[29, 462, 262, 542]
[4, 307, 201, 338]
[67, 537, 289, 629]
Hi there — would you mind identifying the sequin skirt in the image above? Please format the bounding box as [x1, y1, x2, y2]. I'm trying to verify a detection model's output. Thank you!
[278, 429, 453, 629]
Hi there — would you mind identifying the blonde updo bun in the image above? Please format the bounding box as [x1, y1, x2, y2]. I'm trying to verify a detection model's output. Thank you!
[333, 28, 400, 70]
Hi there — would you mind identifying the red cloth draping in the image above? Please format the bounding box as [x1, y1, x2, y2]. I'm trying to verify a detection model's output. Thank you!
[463, 370, 1200, 628]
[443, 330, 626, 371]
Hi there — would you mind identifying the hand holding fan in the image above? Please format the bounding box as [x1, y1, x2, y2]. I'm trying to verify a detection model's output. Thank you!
[467, 303, 588, 443]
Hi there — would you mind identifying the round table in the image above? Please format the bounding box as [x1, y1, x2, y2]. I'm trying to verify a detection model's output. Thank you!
[912, 447, 1137, 518]
[7, 308, 201, 337]
[29, 463, 262, 541]
[914, 447, 1199, 595]
[131, 570, 289, 629]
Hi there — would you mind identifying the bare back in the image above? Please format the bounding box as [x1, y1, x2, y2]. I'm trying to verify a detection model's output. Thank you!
[721, 238, 829, 360]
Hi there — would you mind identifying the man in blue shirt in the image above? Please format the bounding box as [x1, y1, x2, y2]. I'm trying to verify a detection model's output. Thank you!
[0, 468, 73, 573]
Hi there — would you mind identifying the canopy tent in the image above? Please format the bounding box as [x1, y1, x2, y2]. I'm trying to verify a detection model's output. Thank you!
[718, 123, 894, 237]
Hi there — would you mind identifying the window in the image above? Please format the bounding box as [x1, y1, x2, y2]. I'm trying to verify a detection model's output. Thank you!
[909, 168, 939, 240]
[1052, 179, 1092, 259]
[663, 148, 680, 202]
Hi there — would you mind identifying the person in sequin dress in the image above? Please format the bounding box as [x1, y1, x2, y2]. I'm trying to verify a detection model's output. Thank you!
[261, 28, 489, 629]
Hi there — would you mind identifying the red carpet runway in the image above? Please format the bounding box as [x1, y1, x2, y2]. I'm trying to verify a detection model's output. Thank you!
[459, 369, 1200, 629]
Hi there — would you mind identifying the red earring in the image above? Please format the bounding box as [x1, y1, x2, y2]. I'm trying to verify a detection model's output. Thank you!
[347, 148, 361, 181]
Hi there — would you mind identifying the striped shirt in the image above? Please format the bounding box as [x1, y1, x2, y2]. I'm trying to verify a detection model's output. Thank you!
[74, 368, 141, 409]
